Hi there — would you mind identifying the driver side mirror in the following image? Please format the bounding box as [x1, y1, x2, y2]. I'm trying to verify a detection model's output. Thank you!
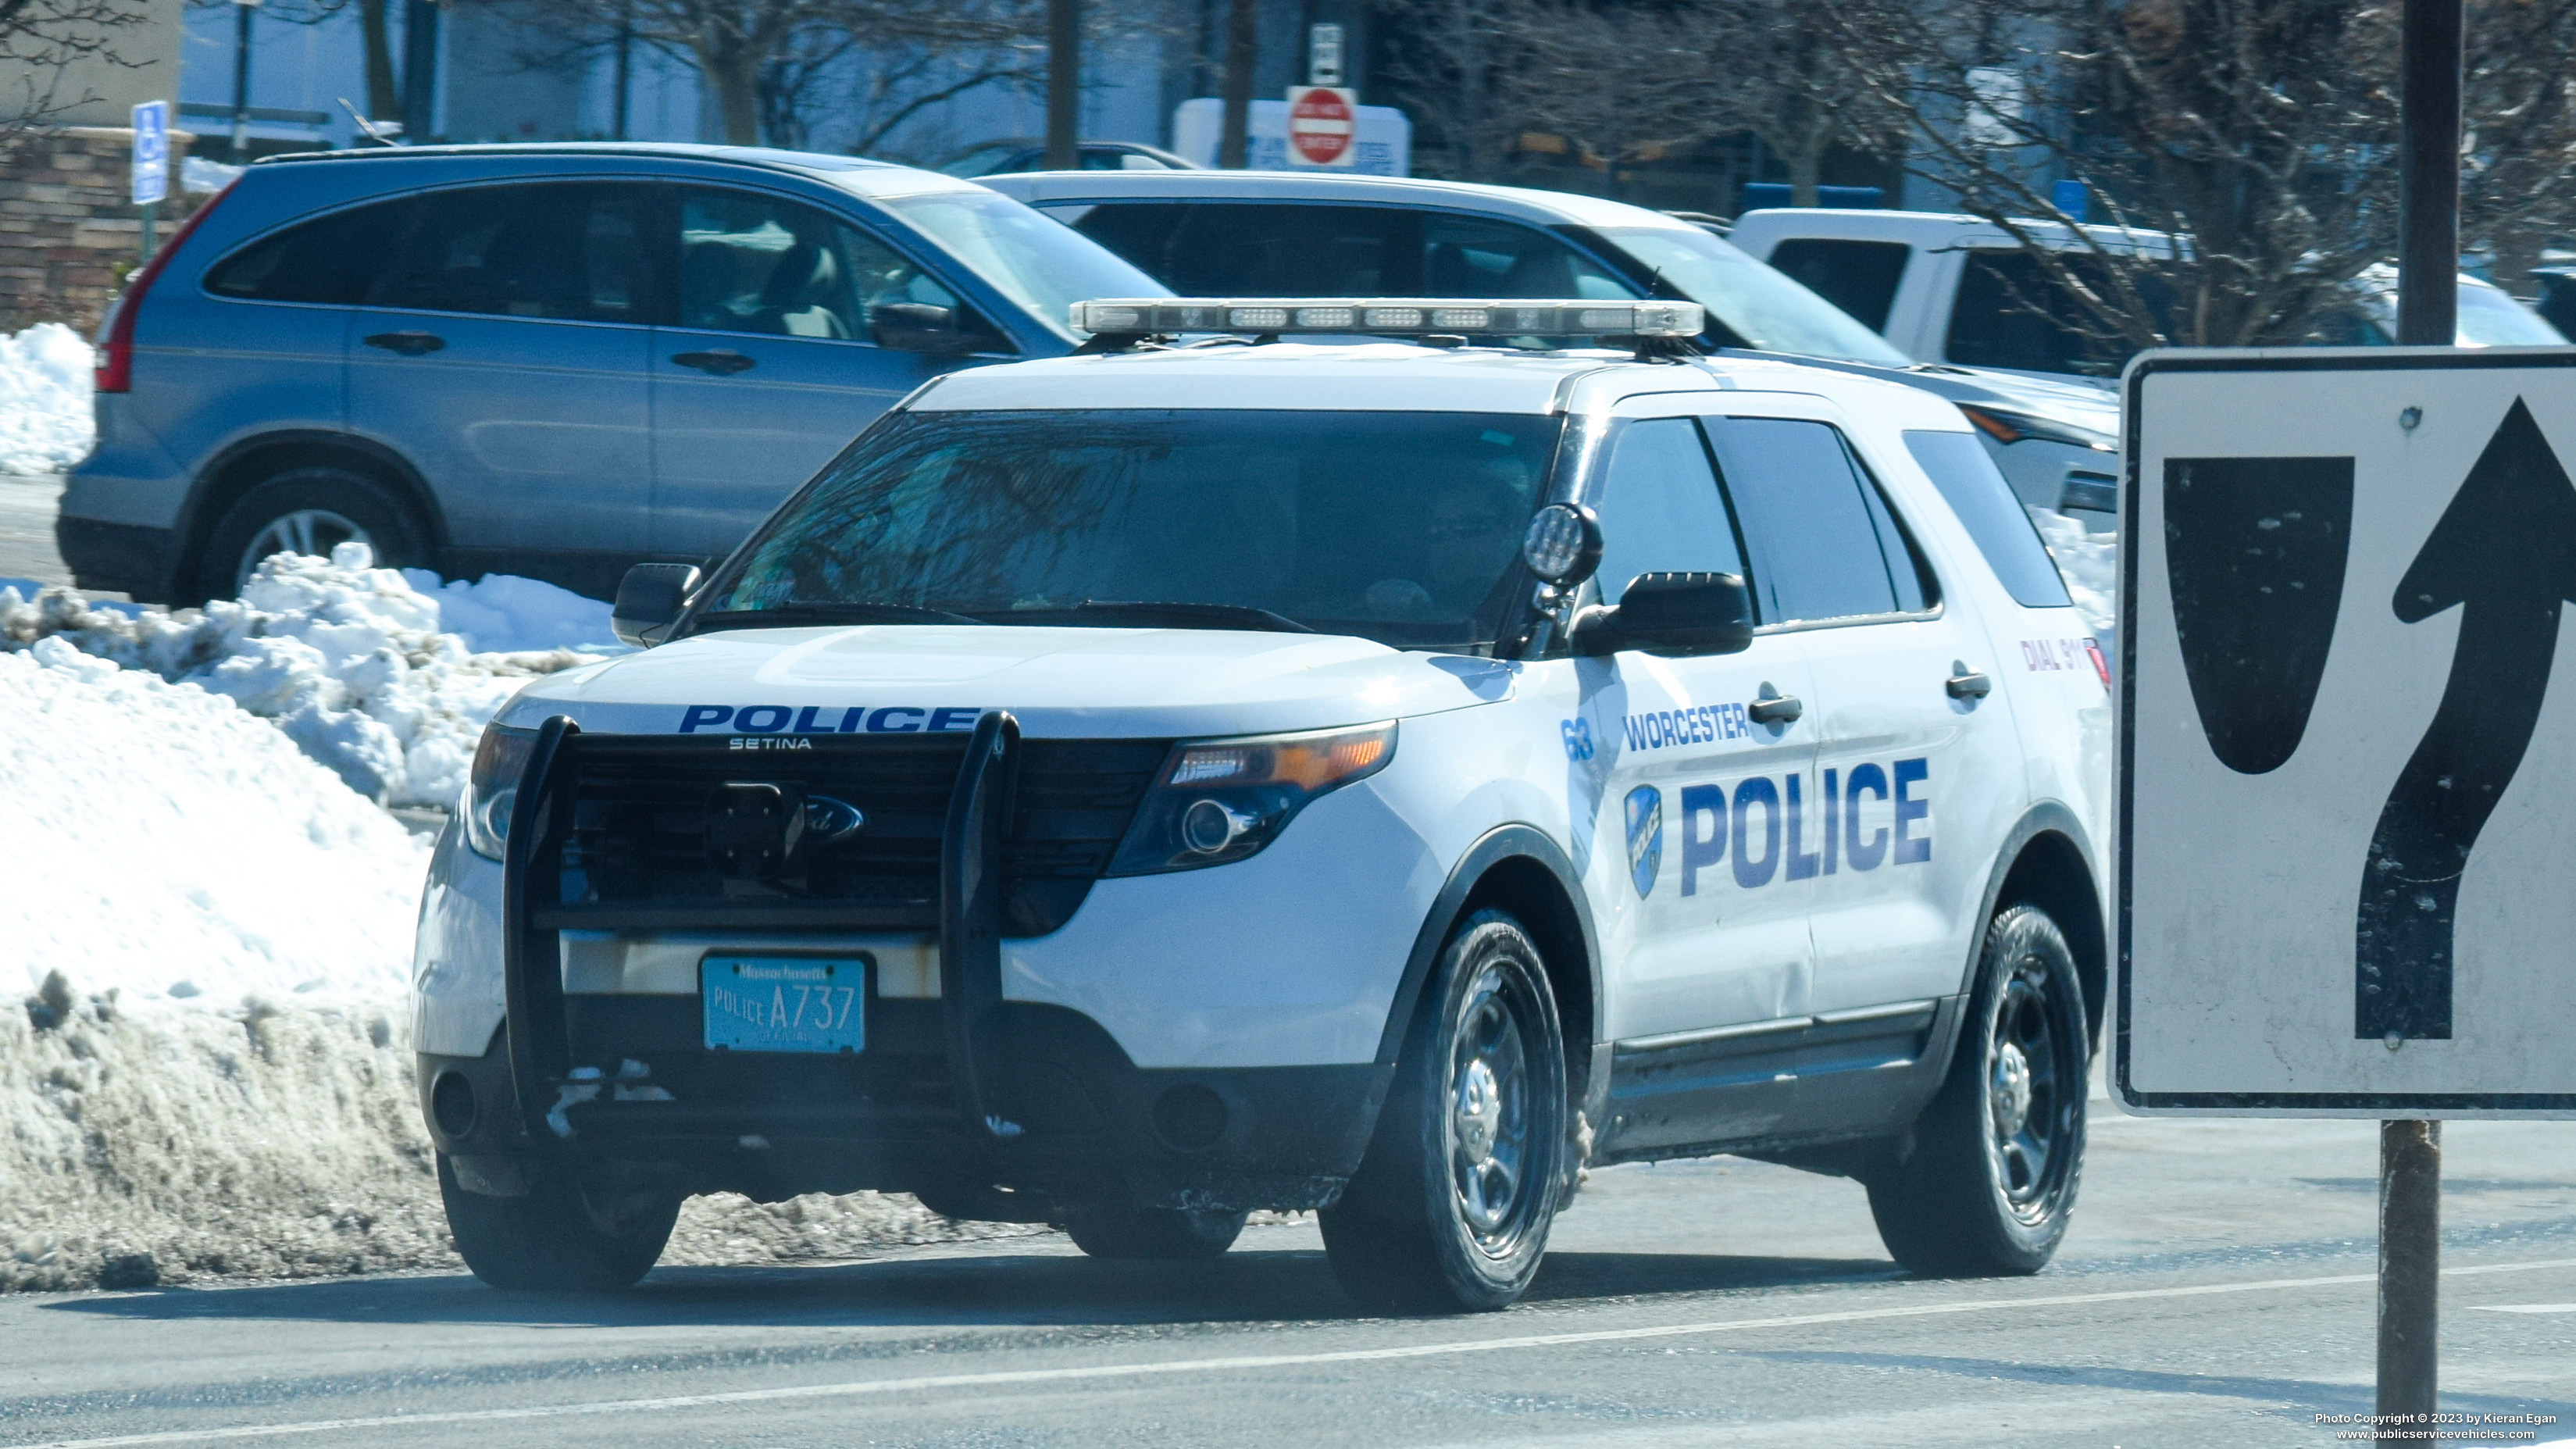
[1571, 572, 1754, 657]
[612, 562, 702, 648]
[870, 301, 1002, 356]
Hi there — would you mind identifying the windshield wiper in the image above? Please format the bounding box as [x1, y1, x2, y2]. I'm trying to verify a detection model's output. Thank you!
[689, 601, 990, 630]
[1004, 600, 1318, 633]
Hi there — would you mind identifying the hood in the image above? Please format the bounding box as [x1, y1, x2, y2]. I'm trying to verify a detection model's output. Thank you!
[501, 624, 1516, 740]
[1726, 351, 2120, 443]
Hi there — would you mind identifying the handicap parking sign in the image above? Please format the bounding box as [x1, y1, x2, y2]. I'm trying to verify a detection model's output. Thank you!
[130, 101, 169, 206]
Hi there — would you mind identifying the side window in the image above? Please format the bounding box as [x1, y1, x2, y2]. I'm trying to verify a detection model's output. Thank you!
[1590, 418, 1747, 607]
[1766, 238, 1909, 332]
[1902, 430, 2071, 608]
[1149, 204, 1415, 295]
[206, 198, 412, 305]
[376, 183, 658, 323]
[676, 188, 972, 344]
[1421, 216, 1636, 301]
[1946, 250, 2172, 377]
[1706, 417, 1928, 625]
[1062, 202, 1189, 282]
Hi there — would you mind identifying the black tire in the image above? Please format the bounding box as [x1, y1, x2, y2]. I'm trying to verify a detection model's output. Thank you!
[1061, 1205, 1247, 1260]
[1320, 908, 1570, 1313]
[1865, 903, 2089, 1277]
[437, 1152, 680, 1291]
[194, 466, 432, 603]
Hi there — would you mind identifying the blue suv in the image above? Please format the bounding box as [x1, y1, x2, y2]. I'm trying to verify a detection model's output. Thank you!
[62, 143, 1165, 603]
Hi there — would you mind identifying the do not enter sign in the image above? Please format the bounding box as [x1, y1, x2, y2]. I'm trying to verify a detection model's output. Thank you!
[1286, 86, 1358, 167]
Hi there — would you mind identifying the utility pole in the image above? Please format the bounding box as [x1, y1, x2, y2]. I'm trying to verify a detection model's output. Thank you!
[612, 0, 633, 141]
[401, 0, 441, 146]
[1218, 0, 1257, 168]
[1045, 0, 1079, 170]
[229, 0, 261, 162]
[2381, 0, 2459, 1441]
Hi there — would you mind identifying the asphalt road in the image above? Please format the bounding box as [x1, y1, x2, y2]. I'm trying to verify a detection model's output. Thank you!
[2, 1085, 2571, 1449]
[0, 473, 71, 591]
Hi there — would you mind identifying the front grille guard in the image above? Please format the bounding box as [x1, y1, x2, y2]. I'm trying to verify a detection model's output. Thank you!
[501, 712, 1025, 1151]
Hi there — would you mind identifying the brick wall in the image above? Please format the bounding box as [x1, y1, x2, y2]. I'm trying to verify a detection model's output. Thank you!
[0, 125, 203, 336]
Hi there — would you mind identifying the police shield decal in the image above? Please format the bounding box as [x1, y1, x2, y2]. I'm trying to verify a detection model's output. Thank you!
[2163, 455, 2354, 774]
[1624, 785, 1663, 898]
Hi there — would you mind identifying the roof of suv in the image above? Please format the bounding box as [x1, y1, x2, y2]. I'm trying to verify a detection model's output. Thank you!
[909, 341, 1970, 424]
[256, 141, 992, 201]
[974, 169, 1710, 235]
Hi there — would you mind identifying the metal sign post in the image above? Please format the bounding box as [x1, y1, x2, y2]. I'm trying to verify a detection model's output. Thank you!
[2383, 0, 2460, 1436]
[129, 100, 170, 262]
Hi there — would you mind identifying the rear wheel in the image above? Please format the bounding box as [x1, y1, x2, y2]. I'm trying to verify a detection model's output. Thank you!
[195, 466, 430, 602]
[1864, 903, 2089, 1276]
[1061, 1205, 1247, 1260]
[1320, 908, 1568, 1313]
[437, 1152, 680, 1291]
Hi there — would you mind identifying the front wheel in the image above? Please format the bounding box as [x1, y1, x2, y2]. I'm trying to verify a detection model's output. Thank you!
[1865, 903, 2089, 1276]
[1320, 908, 1569, 1313]
[437, 1153, 680, 1291]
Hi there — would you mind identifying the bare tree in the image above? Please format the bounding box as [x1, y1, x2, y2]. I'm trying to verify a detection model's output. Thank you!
[1697, 0, 1907, 205]
[486, 0, 1045, 146]
[1371, 0, 1543, 180]
[1, 0, 151, 137]
[1818, 0, 2576, 348]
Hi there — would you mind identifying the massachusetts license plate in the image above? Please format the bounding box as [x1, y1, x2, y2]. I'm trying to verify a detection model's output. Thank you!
[701, 956, 866, 1054]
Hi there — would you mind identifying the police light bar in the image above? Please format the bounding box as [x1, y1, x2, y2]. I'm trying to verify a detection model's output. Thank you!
[1068, 297, 1706, 339]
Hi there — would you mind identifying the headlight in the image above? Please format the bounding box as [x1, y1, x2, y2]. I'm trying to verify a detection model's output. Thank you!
[1108, 722, 1397, 875]
[462, 723, 539, 862]
[1957, 403, 2115, 452]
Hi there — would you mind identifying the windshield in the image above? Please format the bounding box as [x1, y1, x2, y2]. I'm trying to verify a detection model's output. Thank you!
[881, 190, 1168, 340]
[703, 409, 1564, 650]
[1594, 226, 1914, 364]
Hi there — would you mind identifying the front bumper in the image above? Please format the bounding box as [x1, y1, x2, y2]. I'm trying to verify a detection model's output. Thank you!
[418, 1007, 1390, 1212]
[428, 712, 1400, 1215]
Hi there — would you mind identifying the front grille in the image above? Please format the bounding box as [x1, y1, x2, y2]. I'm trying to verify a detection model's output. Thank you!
[549, 734, 1167, 935]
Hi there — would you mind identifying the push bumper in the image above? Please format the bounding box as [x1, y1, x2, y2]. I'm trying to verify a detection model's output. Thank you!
[434, 712, 1395, 1215]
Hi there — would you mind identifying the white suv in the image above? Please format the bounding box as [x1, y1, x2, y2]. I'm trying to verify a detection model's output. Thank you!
[411, 299, 2113, 1312]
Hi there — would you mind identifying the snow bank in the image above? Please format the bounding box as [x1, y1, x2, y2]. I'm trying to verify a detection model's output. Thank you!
[0, 323, 93, 476]
[0, 545, 606, 808]
[0, 645, 430, 1006]
[0, 641, 1029, 1290]
[398, 567, 619, 655]
[0, 981, 1027, 1291]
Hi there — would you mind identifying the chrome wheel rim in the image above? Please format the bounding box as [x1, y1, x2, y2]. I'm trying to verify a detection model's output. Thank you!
[1988, 957, 2062, 1219]
[237, 509, 371, 588]
[1447, 961, 1533, 1253]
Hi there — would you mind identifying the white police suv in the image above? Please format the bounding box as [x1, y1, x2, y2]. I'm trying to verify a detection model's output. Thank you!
[412, 298, 2112, 1311]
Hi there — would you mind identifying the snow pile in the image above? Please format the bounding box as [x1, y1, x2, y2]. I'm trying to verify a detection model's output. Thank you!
[398, 567, 619, 654]
[182, 155, 242, 194]
[0, 645, 430, 1005]
[0, 544, 605, 808]
[2033, 506, 2118, 649]
[0, 977, 1028, 1291]
[0, 323, 94, 476]
[0, 641, 1033, 1290]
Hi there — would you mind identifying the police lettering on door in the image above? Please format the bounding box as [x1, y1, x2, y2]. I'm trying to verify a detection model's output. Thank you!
[1624, 760, 1931, 898]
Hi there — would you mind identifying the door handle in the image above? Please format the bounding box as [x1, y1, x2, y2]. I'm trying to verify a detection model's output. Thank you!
[362, 330, 444, 356]
[1748, 691, 1803, 725]
[672, 349, 756, 375]
[1946, 667, 1993, 699]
